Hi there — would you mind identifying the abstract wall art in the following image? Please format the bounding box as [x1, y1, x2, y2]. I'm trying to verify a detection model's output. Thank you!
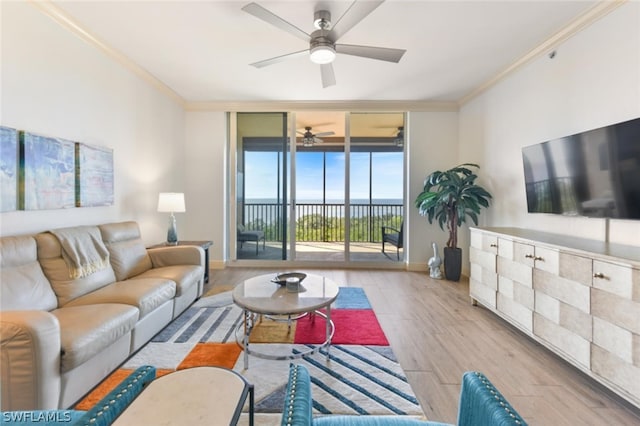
[20, 132, 76, 210]
[76, 143, 114, 207]
[0, 126, 19, 212]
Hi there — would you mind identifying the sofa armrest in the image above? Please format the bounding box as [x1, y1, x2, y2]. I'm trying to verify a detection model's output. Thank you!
[457, 371, 527, 426]
[147, 246, 204, 268]
[0, 311, 62, 410]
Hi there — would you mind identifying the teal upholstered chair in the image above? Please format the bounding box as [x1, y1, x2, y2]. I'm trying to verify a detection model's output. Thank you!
[281, 364, 527, 426]
[0, 366, 156, 426]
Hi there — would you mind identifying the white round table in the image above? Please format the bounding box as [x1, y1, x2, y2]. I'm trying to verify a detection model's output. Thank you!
[232, 273, 340, 369]
[112, 367, 253, 426]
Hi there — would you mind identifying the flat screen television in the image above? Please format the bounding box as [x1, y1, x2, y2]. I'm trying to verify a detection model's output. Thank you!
[522, 117, 640, 219]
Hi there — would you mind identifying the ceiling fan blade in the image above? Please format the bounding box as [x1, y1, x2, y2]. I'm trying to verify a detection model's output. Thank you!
[320, 63, 336, 88]
[242, 2, 310, 42]
[336, 44, 406, 63]
[329, 0, 384, 41]
[314, 131, 335, 137]
[314, 137, 324, 143]
[250, 49, 308, 68]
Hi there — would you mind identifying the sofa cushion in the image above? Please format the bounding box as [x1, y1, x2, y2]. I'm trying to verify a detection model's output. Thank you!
[0, 236, 57, 311]
[35, 231, 117, 306]
[63, 278, 176, 318]
[51, 304, 139, 373]
[135, 265, 202, 297]
[99, 222, 152, 281]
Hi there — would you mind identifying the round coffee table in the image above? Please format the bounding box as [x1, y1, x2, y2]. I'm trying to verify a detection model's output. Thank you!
[232, 273, 340, 369]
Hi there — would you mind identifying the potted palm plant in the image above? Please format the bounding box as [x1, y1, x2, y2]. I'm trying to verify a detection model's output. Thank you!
[414, 163, 492, 281]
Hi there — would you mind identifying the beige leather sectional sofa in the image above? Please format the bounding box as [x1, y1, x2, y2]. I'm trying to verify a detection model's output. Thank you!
[0, 221, 205, 411]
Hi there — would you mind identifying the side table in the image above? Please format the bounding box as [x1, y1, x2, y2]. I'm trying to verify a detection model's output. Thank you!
[112, 366, 254, 426]
[148, 240, 212, 283]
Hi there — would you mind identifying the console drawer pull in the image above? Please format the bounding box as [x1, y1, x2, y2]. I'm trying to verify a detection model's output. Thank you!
[524, 254, 534, 259]
[490, 243, 498, 248]
[593, 272, 606, 279]
[534, 256, 544, 261]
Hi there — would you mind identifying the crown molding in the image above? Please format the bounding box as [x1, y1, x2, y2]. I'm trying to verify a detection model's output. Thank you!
[458, 0, 628, 107]
[184, 100, 459, 112]
[28, 0, 186, 107]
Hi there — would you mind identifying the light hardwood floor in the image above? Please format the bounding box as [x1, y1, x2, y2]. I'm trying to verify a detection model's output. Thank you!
[206, 267, 640, 425]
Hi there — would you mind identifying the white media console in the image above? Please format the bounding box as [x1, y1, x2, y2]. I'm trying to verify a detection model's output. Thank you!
[469, 226, 640, 408]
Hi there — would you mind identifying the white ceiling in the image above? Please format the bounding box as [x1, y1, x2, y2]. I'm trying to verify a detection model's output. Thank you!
[49, 0, 598, 104]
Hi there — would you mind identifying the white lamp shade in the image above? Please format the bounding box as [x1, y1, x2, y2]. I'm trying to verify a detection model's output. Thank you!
[157, 192, 186, 213]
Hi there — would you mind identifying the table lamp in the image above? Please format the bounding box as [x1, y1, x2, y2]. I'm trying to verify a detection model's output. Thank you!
[157, 192, 185, 245]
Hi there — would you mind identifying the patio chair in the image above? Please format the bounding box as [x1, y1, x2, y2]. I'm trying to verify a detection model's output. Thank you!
[382, 221, 403, 260]
[237, 224, 265, 255]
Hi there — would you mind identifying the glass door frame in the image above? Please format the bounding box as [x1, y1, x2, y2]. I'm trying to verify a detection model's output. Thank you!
[228, 111, 407, 267]
[229, 112, 289, 262]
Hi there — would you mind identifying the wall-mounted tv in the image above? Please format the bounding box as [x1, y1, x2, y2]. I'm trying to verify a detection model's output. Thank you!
[522, 117, 640, 220]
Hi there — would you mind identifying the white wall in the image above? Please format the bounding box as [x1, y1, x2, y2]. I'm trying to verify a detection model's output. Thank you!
[459, 2, 640, 248]
[407, 111, 459, 271]
[0, 2, 185, 244]
[184, 112, 227, 267]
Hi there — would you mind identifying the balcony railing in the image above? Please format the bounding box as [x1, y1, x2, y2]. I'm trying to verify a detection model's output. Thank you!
[240, 202, 403, 243]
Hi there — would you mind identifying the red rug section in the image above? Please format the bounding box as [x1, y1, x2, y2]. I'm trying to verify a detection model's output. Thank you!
[294, 309, 389, 345]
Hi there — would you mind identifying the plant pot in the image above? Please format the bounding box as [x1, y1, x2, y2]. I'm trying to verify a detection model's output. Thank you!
[443, 247, 462, 281]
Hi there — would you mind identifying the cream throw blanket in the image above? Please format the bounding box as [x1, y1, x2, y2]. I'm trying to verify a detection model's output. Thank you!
[50, 226, 110, 279]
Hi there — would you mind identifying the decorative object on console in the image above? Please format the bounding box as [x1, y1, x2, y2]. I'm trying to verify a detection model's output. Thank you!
[415, 163, 492, 281]
[157, 192, 186, 245]
[0, 126, 18, 212]
[428, 242, 443, 279]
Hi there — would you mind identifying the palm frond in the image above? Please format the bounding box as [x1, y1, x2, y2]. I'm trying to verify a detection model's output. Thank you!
[414, 163, 492, 248]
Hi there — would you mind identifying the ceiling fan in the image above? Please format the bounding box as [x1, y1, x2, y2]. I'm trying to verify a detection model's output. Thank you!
[298, 126, 335, 147]
[242, 1, 406, 88]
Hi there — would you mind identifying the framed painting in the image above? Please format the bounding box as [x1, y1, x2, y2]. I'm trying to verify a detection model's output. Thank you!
[0, 126, 19, 211]
[76, 143, 114, 207]
[20, 132, 76, 210]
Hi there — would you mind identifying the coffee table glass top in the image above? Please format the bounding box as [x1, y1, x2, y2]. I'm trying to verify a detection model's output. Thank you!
[232, 273, 339, 315]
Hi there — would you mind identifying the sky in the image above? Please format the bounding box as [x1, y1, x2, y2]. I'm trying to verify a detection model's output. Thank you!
[244, 151, 403, 201]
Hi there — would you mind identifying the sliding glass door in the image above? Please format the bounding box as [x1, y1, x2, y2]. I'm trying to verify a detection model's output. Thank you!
[293, 112, 346, 261]
[349, 113, 405, 261]
[233, 111, 405, 263]
[235, 113, 288, 260]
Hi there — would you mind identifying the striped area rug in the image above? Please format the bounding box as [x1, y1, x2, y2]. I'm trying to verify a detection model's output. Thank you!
[78, 287, 425, 419]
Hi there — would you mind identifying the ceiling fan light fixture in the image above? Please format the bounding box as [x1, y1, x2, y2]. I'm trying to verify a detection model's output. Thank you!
[310, 45, 336, 64]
